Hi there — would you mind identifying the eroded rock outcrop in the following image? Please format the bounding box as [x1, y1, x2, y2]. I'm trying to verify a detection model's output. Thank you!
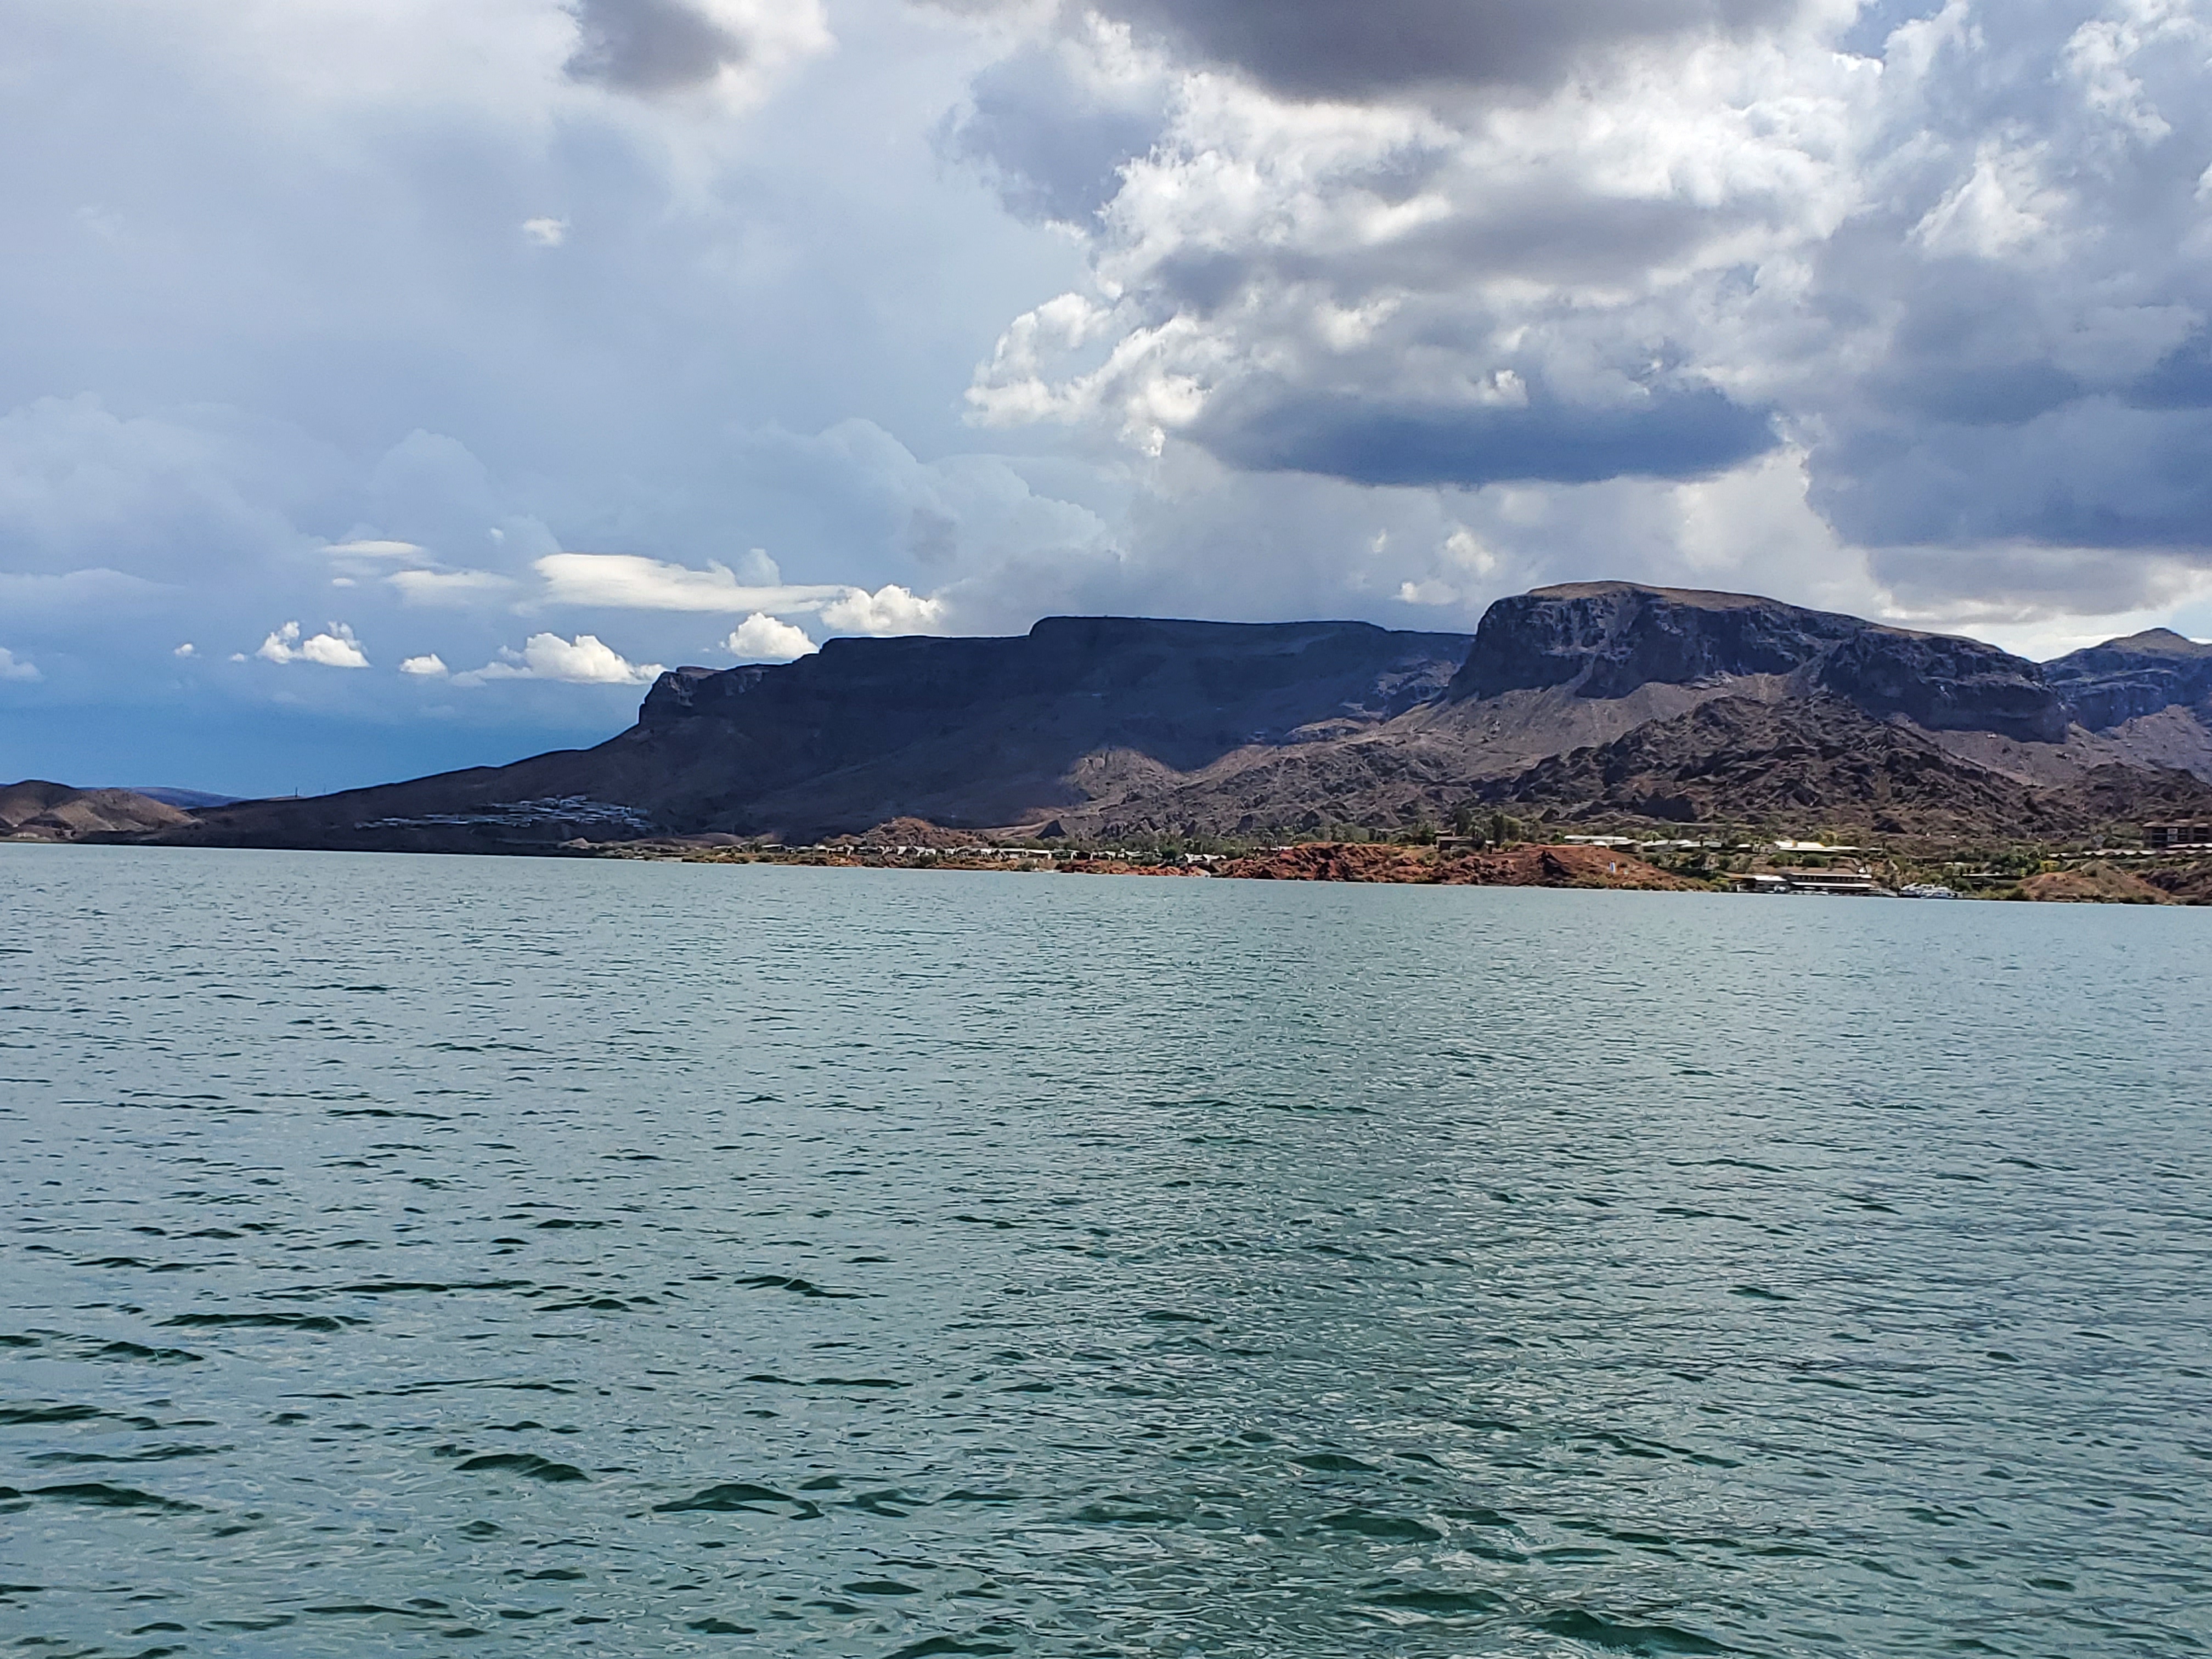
[1449, 582, 2065, 742]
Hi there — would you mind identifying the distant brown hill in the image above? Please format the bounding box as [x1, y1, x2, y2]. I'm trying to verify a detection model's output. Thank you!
[1, 781, 193, 842]
[137, 582, 2212, 853]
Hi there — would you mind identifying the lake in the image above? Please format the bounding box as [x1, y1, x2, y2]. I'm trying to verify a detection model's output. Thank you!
[2, 846, 2208, 1656]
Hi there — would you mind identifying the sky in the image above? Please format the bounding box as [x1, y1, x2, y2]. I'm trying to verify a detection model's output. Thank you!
[3, 0, 2211, 795]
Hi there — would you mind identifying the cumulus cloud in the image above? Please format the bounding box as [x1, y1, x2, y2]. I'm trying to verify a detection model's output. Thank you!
[455, 633, 663, 686]
[725, 612, 817, 659]
[521, 217, 569, 247]
[819, 583, 946, 634]
[398, 653, 450, 676]
[256, 620, 370, 668]
[0, 646, 41, 682]
[951, 0, 2212, 620]
[536, 548, 949, 634]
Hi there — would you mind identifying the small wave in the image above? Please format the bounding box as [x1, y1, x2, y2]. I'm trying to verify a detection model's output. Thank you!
[161, 1312, 360, 1332]
[733, 1274, 860, 1299]
[29, 1482, 202, 1513]
[1534, 1610, 1741, 1655]
[454, 1453, 588, 1482]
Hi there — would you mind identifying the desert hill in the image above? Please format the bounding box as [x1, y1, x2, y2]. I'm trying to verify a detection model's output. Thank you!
[1, 781, 194, 842]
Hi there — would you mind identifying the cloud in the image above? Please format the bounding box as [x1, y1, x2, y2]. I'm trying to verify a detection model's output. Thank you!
[818, 583, 946, 635]
[1077, 0, 1809, 100]
[455, 633, 663, 686]
[387, 568, 518, 605]
[940, 22, 1173, 225]
[321, 539, 427, 560]
[535, 549, 949, 634]
[1198, 384, 1778, 488]
[536, 552, 847, 613]
[14, 0, 2212, 797]
[255, 620, 370, 669]
[0, 646, 41, 682]
[174, 642, 195, 657]
[947, 0, 2212, 624]
[724, 612, 816, 660]
[521, 217, 569, 247]
[398, 653, 450, 676]
[562, 0, 831, 101]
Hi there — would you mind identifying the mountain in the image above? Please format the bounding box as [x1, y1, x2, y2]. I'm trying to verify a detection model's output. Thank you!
[1, 781, 195, 841]
[146, 584, 2212, 852]
[1468, 697, 2210, 837]
[164, 618, 1472, 851]
[2045, 627, 2212, 728]
[1449, 582, 2065, 741]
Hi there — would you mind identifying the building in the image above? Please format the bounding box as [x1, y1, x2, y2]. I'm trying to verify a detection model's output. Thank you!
[2145, 822, 2212, 851]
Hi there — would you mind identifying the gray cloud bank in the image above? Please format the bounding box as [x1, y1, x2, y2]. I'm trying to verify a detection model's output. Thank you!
[957, 0, 2212, 624]
[1085, 0, 1807, 98]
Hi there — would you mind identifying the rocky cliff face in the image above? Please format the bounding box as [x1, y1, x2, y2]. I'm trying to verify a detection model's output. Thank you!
[641, 616, 1467, 748]
[1449, 582, 2067, 742]
[2045, 628, 2212, 730]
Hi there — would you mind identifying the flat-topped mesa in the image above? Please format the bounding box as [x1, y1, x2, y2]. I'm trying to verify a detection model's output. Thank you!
[640, 615, 1473, 735]
[1448, 580, 2067, 742]
[2044, 628, 2212, 730]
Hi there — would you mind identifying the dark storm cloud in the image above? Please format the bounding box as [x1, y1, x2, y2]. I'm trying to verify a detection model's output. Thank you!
[1090, 0, 1803, 98]
[2130, 333, 2212, 413]
[1813, 399, 2212, 552]
[564, 0, 747, 95]
[1198, 382, 1778, 488]
[941, 46, 1170, 223]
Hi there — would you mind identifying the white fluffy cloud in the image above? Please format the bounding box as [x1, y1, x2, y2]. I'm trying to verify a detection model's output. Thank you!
[455, 632, 664, 685]
[255, 620, 370, 668]
[0, 646, 41, 682]
[398, 652, 450, 676]
[819, 582, 947, 634]
[539, 549, 948, 634]
[725, 612, 817, 659]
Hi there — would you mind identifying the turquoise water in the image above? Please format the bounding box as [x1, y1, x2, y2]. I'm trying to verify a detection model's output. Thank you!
[2, 845, 2208, 1657]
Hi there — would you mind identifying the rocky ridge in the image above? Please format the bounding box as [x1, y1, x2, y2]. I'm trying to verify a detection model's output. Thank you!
[117, 582, 2212, 852]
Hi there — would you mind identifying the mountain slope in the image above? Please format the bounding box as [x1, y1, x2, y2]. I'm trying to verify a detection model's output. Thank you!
[1, 781, 194, 841]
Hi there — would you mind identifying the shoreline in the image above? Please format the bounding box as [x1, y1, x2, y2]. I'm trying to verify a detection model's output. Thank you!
[10, 836, 2207, 904]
